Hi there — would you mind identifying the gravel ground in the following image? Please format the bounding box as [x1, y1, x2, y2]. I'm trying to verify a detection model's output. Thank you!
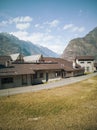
[0, 72, 97, 96]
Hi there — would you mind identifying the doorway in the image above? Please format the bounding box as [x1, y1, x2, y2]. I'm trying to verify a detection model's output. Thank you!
[46, 73, 48, 82]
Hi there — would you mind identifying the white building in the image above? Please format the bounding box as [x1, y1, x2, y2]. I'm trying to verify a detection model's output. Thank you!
[75, 56, 95, 73]
[24, 54, 44, 63]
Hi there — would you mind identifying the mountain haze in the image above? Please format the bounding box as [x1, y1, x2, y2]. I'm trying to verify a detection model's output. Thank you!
[0, 33, 59, 57]
[61, 27, 97, 61]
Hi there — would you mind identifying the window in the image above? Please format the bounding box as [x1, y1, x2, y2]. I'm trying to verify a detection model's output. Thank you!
[33, 72, 37, 79]
[39, 73, 43, 78]
[87, 62, 91, 64]
[1, 77, 13, 84]
[80, 62, 84, 63]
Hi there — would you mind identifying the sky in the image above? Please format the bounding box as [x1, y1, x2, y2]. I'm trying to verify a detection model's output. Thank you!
[0, 0, 97, 54]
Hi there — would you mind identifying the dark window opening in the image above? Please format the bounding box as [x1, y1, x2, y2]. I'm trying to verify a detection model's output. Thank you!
[1, 77, 13, 84]
[39, 73, 44, 78]
[87, 62, 91, 63]
[33, 72, 37, 79]
[55, 71, 61, 77]
[80, 62, 84, 63]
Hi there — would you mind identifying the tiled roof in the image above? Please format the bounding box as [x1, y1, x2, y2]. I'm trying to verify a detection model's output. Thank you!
[76, 56, 94, 60]
[43, 57, 83, 72]
[0, 64, 35, 76]
[0, 57, 84, 76]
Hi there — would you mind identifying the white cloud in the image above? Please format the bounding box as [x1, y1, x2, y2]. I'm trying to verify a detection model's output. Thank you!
[63, 24, 85, 32]
[0, 16, 32, 28]
[49, 20, 59, 27]
[12, 16, 32, 23]
[10, 31, 29, 40]
[44, 19, 60, 27]
[16, 23, 30, 30]
[72, 26, 85, 32]
[63, 24, 73, 30]
[34, 24, 44, 29]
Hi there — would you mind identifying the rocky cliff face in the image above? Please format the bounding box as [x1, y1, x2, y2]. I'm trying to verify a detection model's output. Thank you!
[61, 27, 97, 61]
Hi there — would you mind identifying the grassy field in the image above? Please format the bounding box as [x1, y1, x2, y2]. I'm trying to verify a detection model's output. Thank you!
[0, 76, 97, 130]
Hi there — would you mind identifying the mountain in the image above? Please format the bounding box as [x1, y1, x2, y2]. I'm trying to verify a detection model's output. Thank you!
[61, 27, 97, 61]
[0, 32, 59, 57]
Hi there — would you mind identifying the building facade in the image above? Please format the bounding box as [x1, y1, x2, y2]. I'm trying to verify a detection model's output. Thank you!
[75, 56, 95, 73]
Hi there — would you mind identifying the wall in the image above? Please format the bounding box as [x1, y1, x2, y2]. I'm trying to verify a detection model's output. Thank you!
[0, 76, 15, 89]
[0, 75, 31, 89]
[32, 70, 62, 84]
[48, 71, 61, 82]
[76, 59, 94, 73]
[73, 70, 84, 76]
[65, 72, 73, 78]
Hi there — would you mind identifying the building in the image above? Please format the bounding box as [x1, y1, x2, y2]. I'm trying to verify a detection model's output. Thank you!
[75, 56, 95, 73]
[0, 55, 84, 89]
[10, 53, 24, 63]
[94, 63, 97, 72]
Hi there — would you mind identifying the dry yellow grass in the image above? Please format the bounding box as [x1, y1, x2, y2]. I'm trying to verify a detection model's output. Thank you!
[0, 76, 97, 130]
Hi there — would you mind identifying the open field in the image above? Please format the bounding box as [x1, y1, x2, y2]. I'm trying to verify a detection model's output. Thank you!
[0, 76, 97, 130]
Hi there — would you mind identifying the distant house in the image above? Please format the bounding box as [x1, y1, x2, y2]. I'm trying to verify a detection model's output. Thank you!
[75, 56, 95, 73]
[0, 55, 84, 89]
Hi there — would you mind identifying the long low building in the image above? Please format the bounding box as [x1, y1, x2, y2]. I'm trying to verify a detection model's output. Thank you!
[0, 55, 84, 89]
